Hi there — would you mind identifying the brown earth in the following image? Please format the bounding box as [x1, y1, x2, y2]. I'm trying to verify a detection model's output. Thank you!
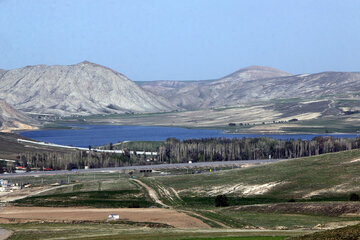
[0, 206, 210, 229]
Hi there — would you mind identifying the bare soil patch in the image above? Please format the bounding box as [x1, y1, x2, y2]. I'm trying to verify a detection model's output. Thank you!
[187, 182, 284, 196]
[0, 206, 210, 229]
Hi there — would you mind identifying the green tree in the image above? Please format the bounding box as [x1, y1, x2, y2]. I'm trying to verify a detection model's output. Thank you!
[215, 194, 229, 207]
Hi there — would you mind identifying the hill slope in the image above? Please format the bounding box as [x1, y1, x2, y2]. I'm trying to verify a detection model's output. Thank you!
[0, 100, 39, 132]
[0, 61, 174, 116]
[140, 66, 360, 110]
[146, 149, 360, 200]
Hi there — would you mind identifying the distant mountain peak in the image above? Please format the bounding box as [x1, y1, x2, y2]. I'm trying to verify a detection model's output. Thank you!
[220, 65, 291, 82]
[78, 60, 97, 65]
[74, 60, 127, 78]
[239, 65, 290, 73]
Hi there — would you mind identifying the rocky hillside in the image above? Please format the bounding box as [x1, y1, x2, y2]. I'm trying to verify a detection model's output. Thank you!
[0, 100, 39, 132]
[0, 61, 174, 116]
[140, 66, 360, 110]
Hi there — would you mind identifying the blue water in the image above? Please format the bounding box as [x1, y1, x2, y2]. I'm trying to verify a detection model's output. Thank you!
[19, 125, 360, 148]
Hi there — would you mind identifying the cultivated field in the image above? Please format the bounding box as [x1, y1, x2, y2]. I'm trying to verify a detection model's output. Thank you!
[0, 207, 209, 228]
[1, 149, 360, 239]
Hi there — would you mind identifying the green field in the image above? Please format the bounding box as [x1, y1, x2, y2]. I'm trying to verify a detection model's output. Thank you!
[3, 149, 360, 239]
[0, 222, 300, 240]
[290, 223, 360, 240]
[143, 149, 360, 201]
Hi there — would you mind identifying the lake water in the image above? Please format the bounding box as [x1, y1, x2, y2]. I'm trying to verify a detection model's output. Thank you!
[19, 125, 360, 148]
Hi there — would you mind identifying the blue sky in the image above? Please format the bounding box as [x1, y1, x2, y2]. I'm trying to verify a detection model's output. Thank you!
[1, 0, 360, 81]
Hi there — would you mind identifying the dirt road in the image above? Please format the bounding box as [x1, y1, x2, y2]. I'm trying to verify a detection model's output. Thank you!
[131, 178, 170, 208]
[132, 179, 230, 228]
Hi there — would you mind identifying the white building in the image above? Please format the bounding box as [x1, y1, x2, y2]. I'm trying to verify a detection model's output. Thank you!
[107, 214, 120, 221]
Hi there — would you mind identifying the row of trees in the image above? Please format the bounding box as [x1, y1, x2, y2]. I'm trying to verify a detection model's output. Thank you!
[158, 136, 360, 163]
[12, 149, 153, 172]
[8, 136, 360, 171]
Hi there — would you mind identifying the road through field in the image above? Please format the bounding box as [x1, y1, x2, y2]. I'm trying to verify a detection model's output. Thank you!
[131, 179, 170, 208]
[132, 178, 231, 228]
[3, 159, 282, 178]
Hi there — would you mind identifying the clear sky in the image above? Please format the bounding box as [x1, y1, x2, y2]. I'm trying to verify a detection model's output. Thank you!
[1, 0, 360, 81]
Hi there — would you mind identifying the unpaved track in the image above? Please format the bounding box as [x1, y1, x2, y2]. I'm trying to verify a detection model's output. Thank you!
[181, 210, 230, 229]
[0, 207, 210, 229]
[132, 178, 170, 208]
[132, 179, 230, 228]
[0, 184, 70, 203]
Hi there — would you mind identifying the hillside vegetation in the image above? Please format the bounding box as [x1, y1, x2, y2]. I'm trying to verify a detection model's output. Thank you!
[143, 149, 360, 202]
[3, 149, 360, 239]
[290, 223, 360, 240]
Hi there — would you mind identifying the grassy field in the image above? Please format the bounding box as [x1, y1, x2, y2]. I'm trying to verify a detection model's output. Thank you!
[3, 150, 360, 239]
[13, 178, 157, 208]
[0, 222, 302, 240]
[282, 117, 360, 133]
[47, 96, 360, 134]
[144, 149, 360, 201]
[138, 150, 360, 229]
[194, 209, 360, 229]
[289, 223, 360, 240]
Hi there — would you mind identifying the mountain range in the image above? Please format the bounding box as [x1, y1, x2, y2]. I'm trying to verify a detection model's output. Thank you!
[139, 66, 360, 110]
[0, 61, 360, 132]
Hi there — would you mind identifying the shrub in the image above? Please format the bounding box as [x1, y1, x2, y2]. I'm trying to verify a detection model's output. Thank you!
[128, 202, 140, 208]
[215, 194, 229, 207]
[349, 193, 360, 201]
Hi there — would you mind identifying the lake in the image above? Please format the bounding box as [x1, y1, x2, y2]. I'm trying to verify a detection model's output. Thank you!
[20, 125, 360, 148]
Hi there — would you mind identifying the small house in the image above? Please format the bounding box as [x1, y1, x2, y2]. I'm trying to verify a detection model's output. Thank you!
[107, 214, 119, 221]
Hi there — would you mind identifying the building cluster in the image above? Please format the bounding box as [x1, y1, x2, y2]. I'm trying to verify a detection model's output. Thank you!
[0, 179, 30, 192]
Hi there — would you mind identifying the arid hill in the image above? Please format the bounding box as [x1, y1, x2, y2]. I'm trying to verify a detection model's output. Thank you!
[0, 100, 39, 132]
[139, 66, 360, 110]
[0, 61, 174, 116]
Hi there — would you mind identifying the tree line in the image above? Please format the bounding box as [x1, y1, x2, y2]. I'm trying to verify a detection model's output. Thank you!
[6, 149, 153, 172]
[5, 136, 360, 171]
[158, 136, 360, 163]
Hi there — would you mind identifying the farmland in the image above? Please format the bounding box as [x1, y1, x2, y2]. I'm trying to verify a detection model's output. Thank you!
[0, 149, 359, 239]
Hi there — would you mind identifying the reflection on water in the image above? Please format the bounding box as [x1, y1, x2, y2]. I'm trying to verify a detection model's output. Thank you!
[20, 125, 360, 148]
